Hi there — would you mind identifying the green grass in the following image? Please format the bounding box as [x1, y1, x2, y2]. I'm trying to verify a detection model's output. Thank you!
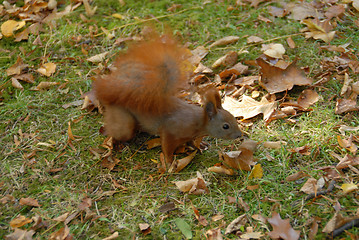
[1, 0, 359, 239]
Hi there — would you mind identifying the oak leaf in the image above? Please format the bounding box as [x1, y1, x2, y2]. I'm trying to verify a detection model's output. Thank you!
[257, 58, 312, 94]
[267, 212, 300, 240]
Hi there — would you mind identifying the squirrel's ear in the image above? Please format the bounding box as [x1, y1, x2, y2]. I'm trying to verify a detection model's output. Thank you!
[201, 85, 223, 109]
[205, 101, 217, 119]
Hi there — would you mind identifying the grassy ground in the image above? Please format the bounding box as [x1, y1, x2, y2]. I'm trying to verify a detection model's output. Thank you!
[1, 0, 359, 239]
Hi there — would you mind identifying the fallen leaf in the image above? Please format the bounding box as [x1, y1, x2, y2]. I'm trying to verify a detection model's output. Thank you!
[297, 89, 319, 109]
[19, 197, 41, 207]
[208, 163, 235, 175]
[219, 62, 248, 79]
[263, 141, 287, 149]
[6, 57, 28, 76]
[49, 225, 71, 240]
[212, 214, 224, 222]
[286, 37, 296, 49]
[335, 98, 359, 114]
[174, 172, 209, 195]
[192, 205, 208, 226]
[101, 156, 120, 171]
[223, 95, 277, 121]
[206, 227, 223, 240]
[300, 178, 318, 194]
[169, 150, 197, 173]
[5, 228, 35, 240]
[1, 20, 26, 37]
[325, 4, 345, 19]
[286, 171, 307, 181]
[175, 218, 192, 239]
[340, 183, 358, 194]
[267, 212, 300, 240]
[220, 149, 255, 171]
[337, 135, 357, 153]
[247, 35, 263, 44]
[102, 232, 119, 240]
[262, 43, 286, 59]
[32, 82, 59, 90]
[36, 62, 56, 77]
[336, 154, 359, 169]
[289, 145, 311, 155]
[209, 36, 240, 48]
[78, 197, 92, 210]
[225, 214, 247, 235]
[257, 58, 312, 94]
[87, 51, 109, 63]
[248, 164, 263, 179]
[10, 215, 33, 228]
[212, 51, 238, 68]
[290, 3, 322, 21]
[241, 231, 264, 239]
[158, 202, 176, 213]
[302, 18, 335, 44]
[139, 223, 151, 236]
[11, 78, 24, 90]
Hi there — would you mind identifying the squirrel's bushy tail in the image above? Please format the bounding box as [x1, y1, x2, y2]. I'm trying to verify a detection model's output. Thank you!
[93, 36, 191, 115]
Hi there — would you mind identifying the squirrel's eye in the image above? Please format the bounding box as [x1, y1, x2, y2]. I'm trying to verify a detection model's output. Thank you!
[223, 123, 229, 130]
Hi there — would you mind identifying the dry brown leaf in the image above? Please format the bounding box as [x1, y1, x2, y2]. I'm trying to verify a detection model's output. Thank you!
[87, 51, 109, 63]
[290, 3, 322, 21]
[206, 227, 223, 240]
[174, 172, 209, 195]
[325, 4, 345, 19]
[337, 135, 357, 153]
[290, 145, 311, 155]
[322, 212, 346, 233]
[101, 156, 120, 171]
[335, 98, 359, 114]
[247, 35, 263, 44]
[268, 5, 286, 17]
[146, 138, 161, 149]
[5, 228, 35, 240]
[225, 214, 247, 235]
[257, 58, 312, 94]
[220, 140, 257, 171]
[219, 62, 248, 80]
[223, 95, 277, 121]
[102, 232, 119, 240]
[267, 212, 300, 240]
[286, 171, 307, 181]
[19, 197, 40, 207]
[32, 82, 59, 90]
[6, 57, 28, 76]
[336, 154, 359, 169]
[192, 205, 208, 226]
[49, 225, 71, 240]
[189, 46, 209, 65]
[208, 163, 235, 175]
[297, 89, 319, 109]
[302, 18, 335, 44]
[1, 20, 26, 37]
[169, 150, 197, 173]
[53, 212, 70, 222]
[78, 197, 92, 210]
[15, 27, 29, 42]
[36, 62, 56, 77]
[300, 178, 323, 194]
[286, 37, 296, 49]
[139, 223, 151, 235]
[263, 141, 287, 149]
[212, 51, 238, 68]
[209, 36, 240, 48]
[10, 215, 33, 228]
[15, 73, 35, 83]
[11, 78, 24, 90]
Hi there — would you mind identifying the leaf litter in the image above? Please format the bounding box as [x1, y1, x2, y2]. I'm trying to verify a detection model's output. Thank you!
[2, 0, 359, 239]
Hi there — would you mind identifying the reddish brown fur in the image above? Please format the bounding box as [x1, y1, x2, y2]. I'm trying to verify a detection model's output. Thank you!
[93, 36, 189, 116]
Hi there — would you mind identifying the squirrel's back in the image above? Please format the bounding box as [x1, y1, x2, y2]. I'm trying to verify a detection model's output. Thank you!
[93, 36, 191, 115]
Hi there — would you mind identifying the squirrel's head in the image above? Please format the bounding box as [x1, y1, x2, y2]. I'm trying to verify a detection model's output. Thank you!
[204, 102, 243, 140]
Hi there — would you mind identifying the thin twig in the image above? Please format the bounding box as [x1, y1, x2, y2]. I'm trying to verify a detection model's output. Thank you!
[305, 180, 336, 201]
[93, 6, 202, 37]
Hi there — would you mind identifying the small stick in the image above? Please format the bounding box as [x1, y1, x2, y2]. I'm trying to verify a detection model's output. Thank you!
[330, 218, 359, 238]
[305, 180, 336, 201]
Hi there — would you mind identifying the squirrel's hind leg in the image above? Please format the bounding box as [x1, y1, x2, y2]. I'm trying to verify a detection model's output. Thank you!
[104, 105, 137, 142]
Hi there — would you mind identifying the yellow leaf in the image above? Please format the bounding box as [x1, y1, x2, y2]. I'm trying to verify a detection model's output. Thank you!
[1, 20, 26, 37]
[340, 183, 358, 194]
[248, 164, 263, 179]
[112, 13, 124, 19]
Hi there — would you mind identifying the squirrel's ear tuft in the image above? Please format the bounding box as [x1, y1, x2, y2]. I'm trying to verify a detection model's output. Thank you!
[201, 85, 223, 110]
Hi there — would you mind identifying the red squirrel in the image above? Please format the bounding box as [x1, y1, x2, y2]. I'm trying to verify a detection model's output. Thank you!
[93, 35, 243, 166]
